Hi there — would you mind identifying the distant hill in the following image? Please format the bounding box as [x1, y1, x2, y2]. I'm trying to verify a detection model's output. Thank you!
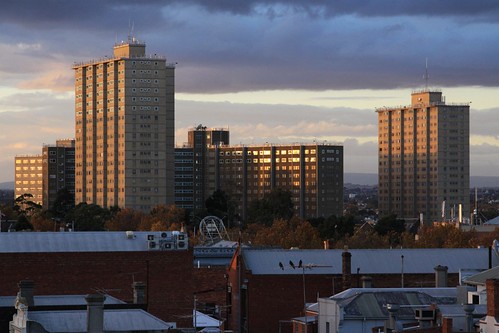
[1, 174, 497, 190]
[344, 173, 499, 188]
[0, 181, 14, 190]
[471, 176, 499, 188]
[344, 173, 378, 186]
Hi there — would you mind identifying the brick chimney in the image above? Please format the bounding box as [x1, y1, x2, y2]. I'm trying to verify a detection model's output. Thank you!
[133, 282, 146, 304]
[441, 317, 453, 333]
[434, 265, 448, 288]
[342, 247, 352, 290]
[86, 294, 106, 333]
[361, 276, 372, 288]
[18, 280, 35, 307]
[486, 279, 499, 318]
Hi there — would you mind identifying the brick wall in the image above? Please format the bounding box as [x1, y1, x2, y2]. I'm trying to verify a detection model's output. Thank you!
[0, 250, 228, 328]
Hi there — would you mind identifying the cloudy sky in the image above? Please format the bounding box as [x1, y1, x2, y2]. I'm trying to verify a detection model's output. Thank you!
[1, 1, 498, 183]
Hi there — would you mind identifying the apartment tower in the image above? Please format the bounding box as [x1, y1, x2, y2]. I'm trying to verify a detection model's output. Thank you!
[73, 38, 175, 211]
[42, 139, 76, 210]
[377, 90, 470, 224]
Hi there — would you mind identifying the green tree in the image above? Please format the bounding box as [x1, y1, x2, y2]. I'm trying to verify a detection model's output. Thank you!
[67, 203, 111, 231]
[13, 214, 33, 231]
[246, 188, 294, 226]
[50, 188, 75, 221]
[318, 215, 355, 241]
[375, 214, 406, 235]
[13, 193, 42, 217]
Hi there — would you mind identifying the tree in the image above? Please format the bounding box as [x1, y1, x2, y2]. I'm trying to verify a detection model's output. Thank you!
[106, 208, 145, 231]
[138, 204, 187, 231]
[317, 215, 355, 241]
[13, 193, 42, 217]
[244, 217, 321, 249]
[67, 203, 111, 231]
[246, 188, 294, 226]
[50, 188, 75, 221]
[13, 214, 33, 231]
[205, 189, 228, 218]
[374, 214, 406, 235]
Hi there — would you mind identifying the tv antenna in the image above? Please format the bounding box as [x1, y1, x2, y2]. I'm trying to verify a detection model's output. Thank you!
[423, 58, 429, 90]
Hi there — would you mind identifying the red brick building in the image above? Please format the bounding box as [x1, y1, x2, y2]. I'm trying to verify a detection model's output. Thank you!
[227, 247, 496, 333]
[0, 231, 228, 329]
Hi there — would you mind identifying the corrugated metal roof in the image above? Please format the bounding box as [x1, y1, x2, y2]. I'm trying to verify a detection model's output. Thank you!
[321, 288, 458, 319]
[0, 231, 182, 253]
[463, 265, 499, 285]
[27, 309, 174, 332]
[242, 248, 496, 275]
[0, 294, 124, 307]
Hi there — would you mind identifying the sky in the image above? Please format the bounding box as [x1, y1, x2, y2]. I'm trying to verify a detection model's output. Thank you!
[1, 1, 498, 183]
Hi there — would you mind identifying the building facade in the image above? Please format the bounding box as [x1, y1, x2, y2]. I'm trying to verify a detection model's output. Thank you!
[73, 38, 175, 211]
[377, 90, 470, 224]
[42, 139, 75, 210]
[213, 143, 343, 220]
[14, 155, 43, 205]
[174, 125, 229, 211]
[174, 126, 343, 220]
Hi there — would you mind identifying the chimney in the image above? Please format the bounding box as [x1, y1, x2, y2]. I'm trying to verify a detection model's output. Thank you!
[361, 276, 372, 288]
[323, 240, 330, 249]
[434, 265, 448, 287]
[386, 303, 399, 331]
[133, 282, 146, 304]
[342, 247, 352, 290]
[462, 303, 474, 332]
[18, 280, 35, 307]
[441, 317, 453, 333]
[486, 279, 499, 318]
[86, 294, 106, 333]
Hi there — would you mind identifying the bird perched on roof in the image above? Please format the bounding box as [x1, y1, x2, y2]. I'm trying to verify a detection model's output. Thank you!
[289, 260, 295, 269]
[298, 260, 303, 268]
[279, 262, 284, 270]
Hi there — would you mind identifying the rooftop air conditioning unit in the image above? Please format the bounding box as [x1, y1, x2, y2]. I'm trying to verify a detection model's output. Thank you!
[148, 240, 159, 250]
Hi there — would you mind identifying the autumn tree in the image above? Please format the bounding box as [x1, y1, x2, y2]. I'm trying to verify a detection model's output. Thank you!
[106, 208, 146, 231]
[140, 204, 186, 231]
[248, 217, 321, 249]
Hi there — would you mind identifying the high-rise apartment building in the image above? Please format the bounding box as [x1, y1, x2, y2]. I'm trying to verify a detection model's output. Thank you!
[377, 90, 470, 224]
[213, 143, 344, 220]
[15, 140, 76, 210]
[73, 38, 175, 211]
[174, 125, 230, 211]
[42, 139, 75, 210]
[174, 125, 343, 220]
[14, 155, 43, 205]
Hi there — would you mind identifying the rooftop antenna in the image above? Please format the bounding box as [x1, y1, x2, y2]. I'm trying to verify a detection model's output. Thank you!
[423, 58, 429, 90]
[128, 19, 135, 42]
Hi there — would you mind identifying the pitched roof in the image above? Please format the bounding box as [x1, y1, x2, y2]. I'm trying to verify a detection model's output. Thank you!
[242, 248, 496, 275]
[27, 309, 174, 332]
[463, 265, 499, 285]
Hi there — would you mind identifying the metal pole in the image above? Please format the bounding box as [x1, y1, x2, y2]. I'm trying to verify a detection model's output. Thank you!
[302, 266, 307, 333]
[401, 255, 404, 288]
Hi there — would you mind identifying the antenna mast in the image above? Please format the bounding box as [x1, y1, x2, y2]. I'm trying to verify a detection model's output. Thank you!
[424, 58, 429, 90]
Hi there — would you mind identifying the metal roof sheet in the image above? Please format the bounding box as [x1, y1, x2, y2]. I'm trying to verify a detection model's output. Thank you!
[463, 265, 499, 285]
[0, 231, 179, 253]
[27, 309, 173, 332]
[0, 295, 124, 307]
[242, 248, 496, 275]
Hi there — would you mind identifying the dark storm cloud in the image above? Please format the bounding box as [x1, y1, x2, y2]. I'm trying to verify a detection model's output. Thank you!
[1, 1, 499, 92]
